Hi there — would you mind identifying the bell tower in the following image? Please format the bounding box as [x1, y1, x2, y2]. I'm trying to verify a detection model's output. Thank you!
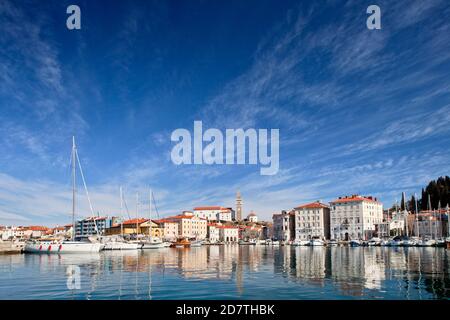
[236, 190, 243, 221]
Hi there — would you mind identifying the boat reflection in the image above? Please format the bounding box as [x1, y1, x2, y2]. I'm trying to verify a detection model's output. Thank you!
[2, 246, 449, 299]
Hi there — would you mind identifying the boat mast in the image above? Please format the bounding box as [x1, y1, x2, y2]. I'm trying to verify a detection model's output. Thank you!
[428, 194, 432, 239]
[72, 136, 76, 241]
[136, 192, 139, 239]
[414, 193, 419, 238]
[403, 192, 409, 237]
[149, 188, 152, 241]
[120, 186, 123, 238]
[438, 200, 442, 239]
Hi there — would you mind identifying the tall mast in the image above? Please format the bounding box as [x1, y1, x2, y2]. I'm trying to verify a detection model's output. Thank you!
[438, 200, 442, 239]
[149, 188, 152, 241]
[403, 192, 409, 237]
[428, 194, 432, 238]
[136, 192, 139, 238]
[72, 136, 76, 241]
[120, 186, 123, 238]
[414, 193, 419, 238]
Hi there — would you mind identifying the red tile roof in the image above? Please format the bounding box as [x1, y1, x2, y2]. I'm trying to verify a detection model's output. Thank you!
[122, 218, 149, 225]
[194, 206, 223, 211]
[330, 195, 380, 204]
[216, 225, 239, 229]
[295, 201, 329, 209]
[25, 226, 49, 231]
[153, 219, 178, 224]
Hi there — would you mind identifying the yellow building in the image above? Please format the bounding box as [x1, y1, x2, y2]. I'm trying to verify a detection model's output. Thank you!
[105, 218, 163, 238]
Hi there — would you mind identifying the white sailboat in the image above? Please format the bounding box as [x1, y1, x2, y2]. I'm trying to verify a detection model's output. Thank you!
[24, 137, 104, 253]
[103, 187, 139, 250]
[141, 189, 164, 249]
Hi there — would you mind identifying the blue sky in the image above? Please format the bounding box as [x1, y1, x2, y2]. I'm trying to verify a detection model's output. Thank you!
[0, 0, 449, 226]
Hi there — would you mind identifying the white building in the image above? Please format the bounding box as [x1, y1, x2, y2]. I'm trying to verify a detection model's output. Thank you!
[247, 211, 258, 223]
[415, 211, 448, 238]
[218, 225, 239, 242]
[207, 223, 220, 243]
[193, 206, 234, 222]
[330, 195, 383, 241]
[294, 201, 331, 240]
[1, 226, 25, 240]
[154, 219, 179, 241]
[166, 211, 207, 240]
[272, 211, 295, 241]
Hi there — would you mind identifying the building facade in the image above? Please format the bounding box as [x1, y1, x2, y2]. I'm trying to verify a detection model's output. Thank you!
[154, 219, 179, 241]
[207, 223, 220, 243]
[193, 206, 234, 222]
[75, 216, 117, 239]
[330, 195, 383, 240]
[247, 211, 258, 223]
[272, 210, 295, 241]
[294, 201, 331, 240]
[166, 211, 208, 239]
[218, 225, 239, 242]
[236, 190, 243, 221]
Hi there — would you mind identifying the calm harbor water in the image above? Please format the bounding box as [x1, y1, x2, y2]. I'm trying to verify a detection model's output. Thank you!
[0, 246, 449, 300]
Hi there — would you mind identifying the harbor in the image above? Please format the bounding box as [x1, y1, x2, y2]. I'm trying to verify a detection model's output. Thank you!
[0, 245, 449, 300]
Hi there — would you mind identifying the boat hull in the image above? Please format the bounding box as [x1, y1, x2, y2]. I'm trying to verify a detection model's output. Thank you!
[24, 241, 104, 253]
[141, 242, 165, 249]
[103, 242, 140, 250]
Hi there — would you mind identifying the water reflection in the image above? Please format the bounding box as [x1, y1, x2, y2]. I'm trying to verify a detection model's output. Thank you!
[0, 246, 448, 299]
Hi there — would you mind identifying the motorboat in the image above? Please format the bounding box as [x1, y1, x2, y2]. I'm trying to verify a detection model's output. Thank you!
[327, 239, 339, 246]
[103, 241, 139, 250]
[417, 238, 436, 247]
[367, 237, 382, 246]
[435, 238, 446, 247]
[310, 238, 325, 246]
[170, 238, 191, 248]
[402, 237, 419, 247]
[141, 237, 165, 249]
[190, 239, 204, 247]
[271, 240, 280, 246]
[292, 240, 310, 246]
[239, 239, 256, 245]
[349, 239, 362, 247]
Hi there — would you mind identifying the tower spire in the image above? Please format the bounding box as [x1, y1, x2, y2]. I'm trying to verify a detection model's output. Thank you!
[236, 190, 243, 221]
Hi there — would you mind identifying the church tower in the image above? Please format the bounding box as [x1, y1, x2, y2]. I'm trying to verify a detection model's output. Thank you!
[236, 190, 243, 221]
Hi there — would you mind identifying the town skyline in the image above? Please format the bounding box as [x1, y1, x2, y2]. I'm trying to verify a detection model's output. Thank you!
[1, 0, 450, 226]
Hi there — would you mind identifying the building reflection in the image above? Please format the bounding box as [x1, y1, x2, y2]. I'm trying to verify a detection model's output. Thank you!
[16, 245, 449, 299]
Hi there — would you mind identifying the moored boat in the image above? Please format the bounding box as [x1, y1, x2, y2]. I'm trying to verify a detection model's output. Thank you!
[141, 238, 165, 249]
[327, 239, 338, 246]
[417, 238, 436, 247]
[190, 239, 204, 247]
[310, 238, 325, 246]
[292, 240, 310, 246]
[349, 239, 362, 247]
[238, 239, 256, 245]
[367, 237, 381, 246]
[24, 240, 104, 253]
[103, 241, 140, 250]
[170, 238, 191, 248]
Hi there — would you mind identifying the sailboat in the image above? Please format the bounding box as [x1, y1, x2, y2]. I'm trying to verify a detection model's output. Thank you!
[24, 137, 104, 253]
[141, 189, 164, 249]
[103, 187, 140, 250]
[417, 194, 436, 247]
